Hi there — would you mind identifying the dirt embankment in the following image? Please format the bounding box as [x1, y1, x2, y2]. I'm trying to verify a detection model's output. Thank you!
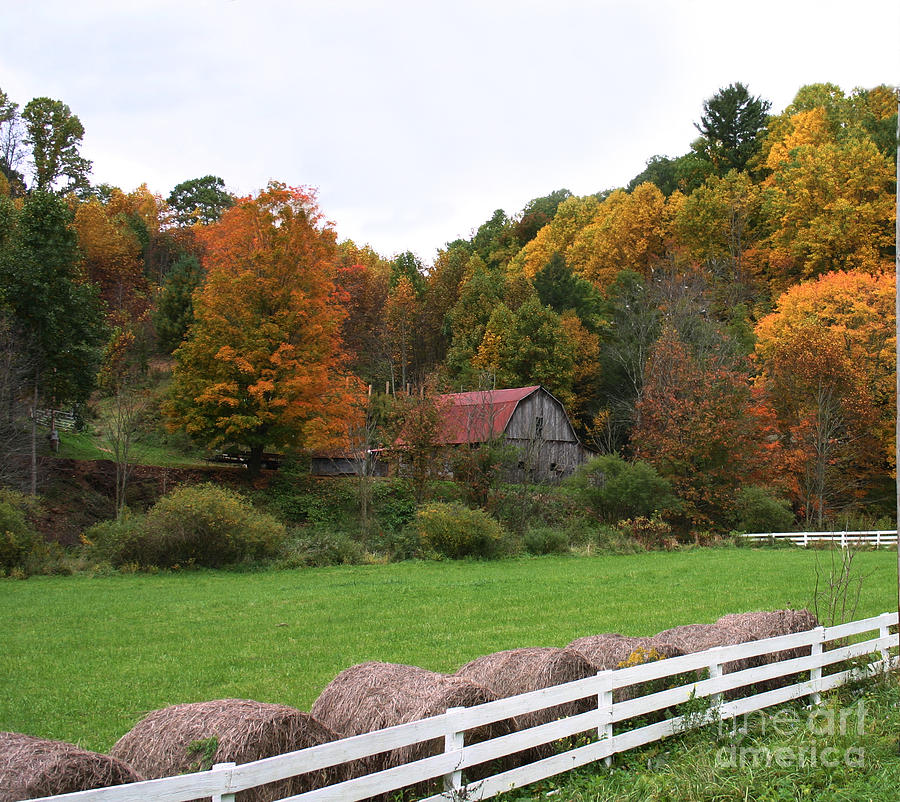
[35, 459, 250, 545]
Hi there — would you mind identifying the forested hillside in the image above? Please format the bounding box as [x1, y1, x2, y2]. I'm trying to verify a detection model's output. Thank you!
[0, 81, 896, 534]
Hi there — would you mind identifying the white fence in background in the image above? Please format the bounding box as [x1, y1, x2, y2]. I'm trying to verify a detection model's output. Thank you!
[32, 612, 898, 802]
[742, 530, 898, 548]
[31, 408, 77, 431]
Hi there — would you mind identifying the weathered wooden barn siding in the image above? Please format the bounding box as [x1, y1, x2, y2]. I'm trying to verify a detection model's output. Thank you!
[504, 389, 588, 480]
[505, 391, 576, 442]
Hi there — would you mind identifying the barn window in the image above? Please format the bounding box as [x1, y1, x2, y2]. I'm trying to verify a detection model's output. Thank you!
[535, 416, 544, 437]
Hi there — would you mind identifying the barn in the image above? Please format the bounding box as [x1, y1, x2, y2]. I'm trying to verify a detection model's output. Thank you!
[432, 385, 591, 480]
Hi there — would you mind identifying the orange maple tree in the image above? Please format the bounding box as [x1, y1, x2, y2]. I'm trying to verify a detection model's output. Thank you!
[632, 326, 779, 530]
[165, 182, 361, 474]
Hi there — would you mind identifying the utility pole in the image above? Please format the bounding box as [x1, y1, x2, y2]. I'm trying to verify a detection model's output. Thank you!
[890, 83, 900, 758]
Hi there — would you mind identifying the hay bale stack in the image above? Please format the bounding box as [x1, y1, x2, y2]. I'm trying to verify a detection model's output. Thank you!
[311, 661, 506, 771]
[0, 732, 141, 801]
[110, 699, 344, 802]
[456, 647, 597, 729]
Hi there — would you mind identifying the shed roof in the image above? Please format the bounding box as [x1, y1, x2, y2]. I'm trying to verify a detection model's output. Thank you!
[434, 385, 541, 444]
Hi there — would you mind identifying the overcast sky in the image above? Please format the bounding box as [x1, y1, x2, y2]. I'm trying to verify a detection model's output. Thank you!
[2, 0, 898, 264]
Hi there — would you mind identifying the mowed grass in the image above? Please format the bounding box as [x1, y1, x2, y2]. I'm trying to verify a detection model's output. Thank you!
[1, 548, 896, 752]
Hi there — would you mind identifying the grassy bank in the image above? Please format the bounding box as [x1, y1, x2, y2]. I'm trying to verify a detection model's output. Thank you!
[1, 548, 896, 752]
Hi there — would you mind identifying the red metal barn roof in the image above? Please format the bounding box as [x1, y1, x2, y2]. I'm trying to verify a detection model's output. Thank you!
[434, 386, 541, 444]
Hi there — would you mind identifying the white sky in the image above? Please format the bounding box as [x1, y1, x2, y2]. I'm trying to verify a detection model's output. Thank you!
[2, 0, 898, 264]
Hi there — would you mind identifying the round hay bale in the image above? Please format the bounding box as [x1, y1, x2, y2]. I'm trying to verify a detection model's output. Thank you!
[0, 732, 141, 802]
[110, 699, 344, 802]
[715, 609, 821, 691]
[565, 634, 687, 703]
[654, 623, 746, 657]
[456, 647, 596, 728]
[566, 634, 685, 671]
[311, 662, 508, 772]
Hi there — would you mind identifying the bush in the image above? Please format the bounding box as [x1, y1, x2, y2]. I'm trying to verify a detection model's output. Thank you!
[279, 528, 366, 567]
[413, 502, 506, 559]
[85, 484, 287, 568]
[566, 454, 676, 522]
[617, 516, 675, 550]
[523, 526, 570, 555]
[0, 490, 39, 573]
[595, 525, 645, 554]
[372, 479, 417, 532]
[732, 486, 795, 533]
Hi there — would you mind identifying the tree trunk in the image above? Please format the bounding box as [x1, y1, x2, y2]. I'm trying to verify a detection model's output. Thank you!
[247, 444, 264, 478]
[30, 380, 37, 495]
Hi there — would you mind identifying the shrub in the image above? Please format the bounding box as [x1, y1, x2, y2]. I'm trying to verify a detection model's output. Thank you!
[523, 526, 570, 555]
[372, 479, 417, 532]
[617, 516, 675, 550]
[595, 525, 645, 554]
[732, 486, 795, 533]
[566, 454, 676, 522]
[413, 502, 506, 559]
[279, 528, 366, 567]
[0, 490, 39, 573]
[85, 484, 287, 568]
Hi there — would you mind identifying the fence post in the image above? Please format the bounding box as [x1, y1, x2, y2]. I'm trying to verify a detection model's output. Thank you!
[840, 530, 846, 549]
[876, 530, 882, 548]
[211, 762, 236, 802]
[809, 627, 825, 707]
[803, 531, 809, 548]
[597, 670, 614, 767]
[444, 706, 465, 797]
[708, 648, 724, 710]
[878, 612, 893, 668]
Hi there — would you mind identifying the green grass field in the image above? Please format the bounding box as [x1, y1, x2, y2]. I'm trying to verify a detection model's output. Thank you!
[1, 548, 896, 753]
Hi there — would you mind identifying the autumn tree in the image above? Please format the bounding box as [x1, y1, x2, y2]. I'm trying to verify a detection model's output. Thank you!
[566, 183, 671, 291]
[631, 326, 777, 530]
[165, 182, 359, 476]
[755, 320, 879, 527]
[388, 389, 448, 504]
[73, 198, 150, 326]
[333, 242, 391, 385]
[754, 271, 894, 521]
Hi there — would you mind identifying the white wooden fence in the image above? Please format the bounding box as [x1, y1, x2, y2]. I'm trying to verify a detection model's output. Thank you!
[741, 530, 898, 548]
[32, 611, 898, 802]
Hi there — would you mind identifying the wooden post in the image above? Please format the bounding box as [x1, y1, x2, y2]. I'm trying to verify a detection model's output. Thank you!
[878, 612, 892, 668]
[803, 531, 809, 548]
[211, 762, 236, 802]
[443, 707, 465, 797]
[597, 670, 614, 767]
[708, 648, 724, 710]
[809, 626, 825, 707]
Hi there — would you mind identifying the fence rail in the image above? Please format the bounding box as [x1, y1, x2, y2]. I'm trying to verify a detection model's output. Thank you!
[741, 530, 898, 548]
[31, 611, 899, 802]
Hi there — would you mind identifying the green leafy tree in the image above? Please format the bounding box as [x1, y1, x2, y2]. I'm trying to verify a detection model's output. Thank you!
[0, 87, 26, 196]
[21, 97, 92, 193]
[152, 254, 204, 353]
[0, 191, 106, 492]
[693, 82, 771, 174]
[167, 175, 234, 226]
